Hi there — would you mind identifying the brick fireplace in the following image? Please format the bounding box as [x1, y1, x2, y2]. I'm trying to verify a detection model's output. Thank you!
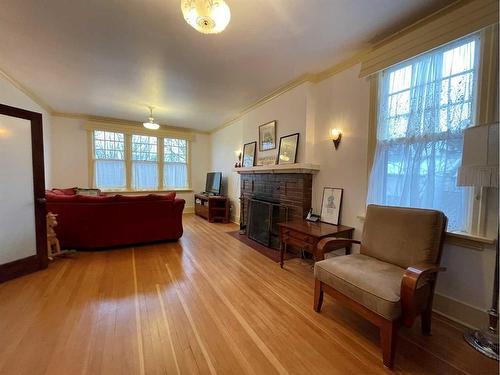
[237, 166, 316, 248]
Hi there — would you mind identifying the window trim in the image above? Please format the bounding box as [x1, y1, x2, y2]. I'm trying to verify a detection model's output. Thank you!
[366, 25, 498, 247]
[86, 123, 192, 192]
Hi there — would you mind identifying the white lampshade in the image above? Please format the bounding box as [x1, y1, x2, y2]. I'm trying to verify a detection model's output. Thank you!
[457, 122, 499, 188]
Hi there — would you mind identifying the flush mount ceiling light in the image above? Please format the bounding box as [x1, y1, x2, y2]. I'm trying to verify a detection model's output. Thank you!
[143, 107, 160, 130]
[181, 0, 231, 34]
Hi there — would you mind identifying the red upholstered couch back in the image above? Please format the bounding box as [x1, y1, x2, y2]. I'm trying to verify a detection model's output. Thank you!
[46, 189, 185, 249]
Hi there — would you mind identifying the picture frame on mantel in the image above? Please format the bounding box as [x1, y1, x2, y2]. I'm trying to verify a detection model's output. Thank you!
[259, 120, 276, 151]
[277, 133, 299, 165]
[320, 187, 343, 225]
[242, 141, 257, 167]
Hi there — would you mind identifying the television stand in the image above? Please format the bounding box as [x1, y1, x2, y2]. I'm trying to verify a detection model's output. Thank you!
[194, 193, 230, 223]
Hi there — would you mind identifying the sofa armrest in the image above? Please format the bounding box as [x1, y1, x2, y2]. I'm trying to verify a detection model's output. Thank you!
[401, 263, 446, 327]
[316, 238, 361, 259]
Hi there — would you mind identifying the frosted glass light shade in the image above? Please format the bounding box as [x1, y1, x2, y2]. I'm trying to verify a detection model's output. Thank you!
[181, 0, 230, 34]
[143, 121, 160, 130]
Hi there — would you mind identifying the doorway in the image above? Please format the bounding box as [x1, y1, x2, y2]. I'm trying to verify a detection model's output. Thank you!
[0, 103, 47, 282]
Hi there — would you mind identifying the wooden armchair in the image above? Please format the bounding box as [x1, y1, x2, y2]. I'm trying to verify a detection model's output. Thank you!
[313, 204, 447, 368]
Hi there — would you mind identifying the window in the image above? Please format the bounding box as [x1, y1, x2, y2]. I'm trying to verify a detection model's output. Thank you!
[164, 138, 188, 189]
[367, 35, 479, 232]
[92, 130, 190, 191]
[132, 135, 158, 190]
[93, 131, 126, 189]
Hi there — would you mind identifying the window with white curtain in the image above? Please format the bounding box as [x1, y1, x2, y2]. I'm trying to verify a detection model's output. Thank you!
[132, 135, 158, 190]
[93, 130, 190, 191]
[367, 34, 479, 232]
[164, 138, 188, 189]
[93, 131, 126, 189]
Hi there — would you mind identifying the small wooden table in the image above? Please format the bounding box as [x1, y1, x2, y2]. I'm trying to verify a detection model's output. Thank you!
[278, 220, 355, 268]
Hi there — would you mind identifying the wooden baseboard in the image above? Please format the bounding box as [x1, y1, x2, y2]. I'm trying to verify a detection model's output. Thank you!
[433, 293, 489, 330]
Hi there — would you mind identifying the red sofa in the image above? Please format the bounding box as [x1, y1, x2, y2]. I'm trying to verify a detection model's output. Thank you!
[46, 189, 185, 249]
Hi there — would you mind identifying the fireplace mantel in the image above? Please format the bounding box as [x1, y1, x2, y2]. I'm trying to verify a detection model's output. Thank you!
[233, 163, 320, 174]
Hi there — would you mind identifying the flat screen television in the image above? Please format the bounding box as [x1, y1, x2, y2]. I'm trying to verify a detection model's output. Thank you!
[205, 172, 222, 195]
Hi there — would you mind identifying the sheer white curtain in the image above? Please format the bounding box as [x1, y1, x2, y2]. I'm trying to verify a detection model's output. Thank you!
[164, 163, 188, 189]
[367, 35, 479, 231]
[94, 131, 126, 189]
[95, 160, 126, 189]
[132, 162, 158, 190]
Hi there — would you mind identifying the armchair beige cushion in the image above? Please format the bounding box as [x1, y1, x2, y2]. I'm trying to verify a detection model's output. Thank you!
[360, 205, 446, 269]
[315, 254, 405, 319]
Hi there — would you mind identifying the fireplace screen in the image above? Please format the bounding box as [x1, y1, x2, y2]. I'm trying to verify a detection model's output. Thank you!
[247, 198, 288, 249]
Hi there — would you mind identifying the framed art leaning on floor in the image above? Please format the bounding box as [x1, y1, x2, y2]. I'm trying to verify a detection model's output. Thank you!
[320, 187, 343, 225]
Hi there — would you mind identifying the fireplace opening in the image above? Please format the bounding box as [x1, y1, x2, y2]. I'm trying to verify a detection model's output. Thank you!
[247, 196, 288, 249]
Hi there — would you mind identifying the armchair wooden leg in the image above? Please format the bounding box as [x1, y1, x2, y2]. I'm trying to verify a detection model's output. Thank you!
[380, 320, 398, 368]
[314, 279, 324, 313]
[421, 305, 432, 335]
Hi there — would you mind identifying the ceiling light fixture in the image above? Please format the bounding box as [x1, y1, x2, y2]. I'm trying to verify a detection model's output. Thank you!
[143, 107, 160, 130]
[181, 0, 231, 34]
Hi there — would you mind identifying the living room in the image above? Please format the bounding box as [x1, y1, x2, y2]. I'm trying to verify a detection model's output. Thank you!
[0, 0, 499, 374]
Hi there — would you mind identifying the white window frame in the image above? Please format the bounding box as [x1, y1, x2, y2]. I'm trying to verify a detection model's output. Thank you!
[87, 124, 192, 192]
[366, 26, 498, 248]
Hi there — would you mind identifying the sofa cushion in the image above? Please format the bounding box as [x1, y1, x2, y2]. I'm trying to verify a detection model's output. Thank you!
[314, 254, 405, 320]
[360, 205, 446, 269]
[113, 192, 176, 202]
[50, 187, 76, 195]
[75, 187, 101, 196]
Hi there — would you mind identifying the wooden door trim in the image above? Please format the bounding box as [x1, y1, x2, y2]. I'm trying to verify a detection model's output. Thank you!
[0, 103, 47, 283]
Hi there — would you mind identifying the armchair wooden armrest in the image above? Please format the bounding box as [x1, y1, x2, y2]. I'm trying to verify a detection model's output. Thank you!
[401, 263, 446, 327]
[316, 237, 361, 259]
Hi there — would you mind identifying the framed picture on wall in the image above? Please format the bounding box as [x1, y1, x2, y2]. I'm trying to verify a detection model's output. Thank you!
[242, 141, 257, 167]
[259, 120, 276, 151]
[320, 187, 343, 225]
[277, 133, 299, 164]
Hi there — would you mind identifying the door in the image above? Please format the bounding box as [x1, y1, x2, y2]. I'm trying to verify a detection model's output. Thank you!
[0, 104, 47, 282]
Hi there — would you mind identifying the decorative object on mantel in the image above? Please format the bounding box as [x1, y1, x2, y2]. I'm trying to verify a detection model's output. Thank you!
[257, 155, 277, 166]
[320, 187, 343, 225]
[458, 122, 499, 361]
[277, 133, 299, 164]
[234, 150, 242, 168]
[259, 120, 277, 151]
[143, 106, 160, 130]
[242, 141, 256, 167]
[330, 128, 342, 149]
[181, 0, 231, 34]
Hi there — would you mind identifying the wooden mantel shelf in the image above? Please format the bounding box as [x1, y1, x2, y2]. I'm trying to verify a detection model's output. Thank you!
[233, 163, 320, 174]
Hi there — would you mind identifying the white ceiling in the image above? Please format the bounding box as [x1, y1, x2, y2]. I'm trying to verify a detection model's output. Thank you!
[0, 0, 454, 131]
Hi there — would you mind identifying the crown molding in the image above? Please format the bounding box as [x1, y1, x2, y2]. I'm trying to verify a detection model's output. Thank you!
[368, 0, 465, 50]
[0, 67, 54, 114]
[52, 111, 210, 135]
[210, 50, 367, 134]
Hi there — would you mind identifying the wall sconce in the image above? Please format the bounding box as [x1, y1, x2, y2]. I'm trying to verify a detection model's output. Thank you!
[330, 128, 342, 149]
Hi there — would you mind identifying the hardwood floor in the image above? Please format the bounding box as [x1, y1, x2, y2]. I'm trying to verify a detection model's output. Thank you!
[0, 214, 497, 375]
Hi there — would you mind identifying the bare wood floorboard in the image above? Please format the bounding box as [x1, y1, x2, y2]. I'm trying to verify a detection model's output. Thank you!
[0, 214, 497, 375]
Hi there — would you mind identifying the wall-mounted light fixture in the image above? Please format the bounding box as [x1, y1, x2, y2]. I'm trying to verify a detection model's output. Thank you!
[330, 128, 342, 149]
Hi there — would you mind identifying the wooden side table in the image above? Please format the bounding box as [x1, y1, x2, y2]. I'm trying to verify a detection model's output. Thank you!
[278, 220, 355, 268]
[194, 194, 230, 223]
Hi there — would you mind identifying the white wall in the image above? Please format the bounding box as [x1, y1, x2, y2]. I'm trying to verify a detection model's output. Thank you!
[210, 120, 243, 222]
[211, 83, 311, 223]
[0, 75, 52, 186]
[210, 63, 498, 328]
[49, 115, 211, 209]
[311, 66, 370, 238]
